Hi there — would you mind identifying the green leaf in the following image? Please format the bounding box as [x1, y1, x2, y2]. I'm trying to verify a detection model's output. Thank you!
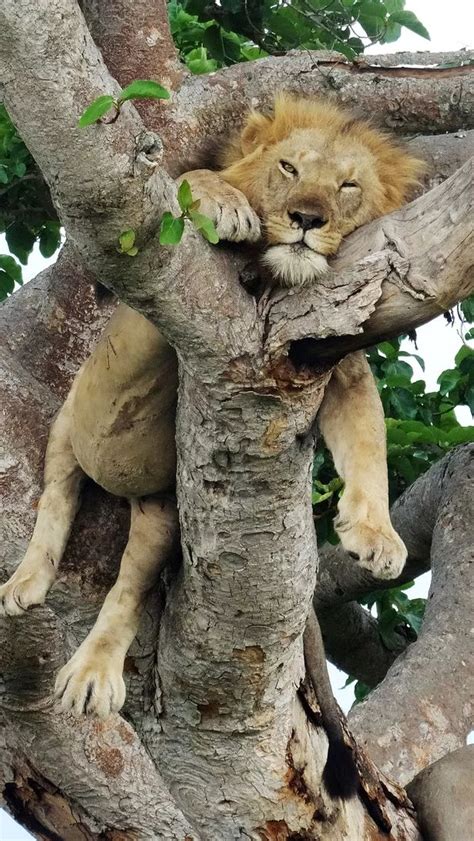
[378, 341, 398, 360]
[0, 269, 15, 297]
[126, 245, 139, 257]
[353, 681, 371, 704]
[188, 209, 219, 243]
[312, 489, 334, 504]
[159, 212, 185, 245]
[0, 254, 22, 284]
[5, 221, 36, 264]
[384, 0, 405, 12]
[118, 80, 170, 104]
[384, 360, 413, 380]
[460, 295, 474, 322]
[455, 344, 473, 367]
[177, 179, 193, 212]
[78, 95, 117, 127]
[118, 229, 136, 253]
[39, 221, 61, 258]
[389, 10, 430, 39]
[399, 350, 425, 371]
[377, 607, 405, 650]
[463, 384, 474, 415]
[437, 368, 461, 396]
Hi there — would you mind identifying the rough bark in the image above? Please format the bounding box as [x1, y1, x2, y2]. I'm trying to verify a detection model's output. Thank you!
[1, 0, 473, 837]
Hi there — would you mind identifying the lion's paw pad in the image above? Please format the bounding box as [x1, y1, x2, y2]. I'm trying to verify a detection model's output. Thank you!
[335, 517, 407, 580]
[55, 647, 126, 719]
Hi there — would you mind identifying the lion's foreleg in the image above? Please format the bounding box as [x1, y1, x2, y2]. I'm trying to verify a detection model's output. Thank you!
[318, 351, 406, 579]
[55, 496, 178, 718]
[0, 397, 84, 615]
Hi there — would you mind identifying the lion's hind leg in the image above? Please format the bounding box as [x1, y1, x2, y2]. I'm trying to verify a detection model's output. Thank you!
[0, 396, 84, 615]
[55, 496, 178, 718]
[318, 351, 407, 580]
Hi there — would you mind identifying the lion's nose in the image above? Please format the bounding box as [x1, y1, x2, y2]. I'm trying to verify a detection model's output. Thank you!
[289, 211, 328, 231]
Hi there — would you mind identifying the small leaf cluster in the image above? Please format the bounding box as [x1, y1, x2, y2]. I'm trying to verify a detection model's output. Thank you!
[0, 105, 60, 300]
[78, 80, 170, 127]
[345, 581, 426, 703]
[168, 0, 429, 68]
[117, 229, 139, 257]
[159, 180, 219, 245]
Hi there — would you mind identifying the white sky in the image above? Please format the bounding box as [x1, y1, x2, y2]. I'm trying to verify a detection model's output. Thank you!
[1, 2, 473, 838]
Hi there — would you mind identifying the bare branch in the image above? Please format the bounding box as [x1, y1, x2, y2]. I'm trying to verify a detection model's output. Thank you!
[361, 48, 474, 67]
[408, 131, 474, 192]
[349, 445, 474, 785]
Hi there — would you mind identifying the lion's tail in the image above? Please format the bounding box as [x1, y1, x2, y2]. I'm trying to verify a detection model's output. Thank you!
[303, 607, 359, 800]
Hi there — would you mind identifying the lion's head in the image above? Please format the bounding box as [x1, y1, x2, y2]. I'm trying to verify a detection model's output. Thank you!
[220, 95, 424, 287]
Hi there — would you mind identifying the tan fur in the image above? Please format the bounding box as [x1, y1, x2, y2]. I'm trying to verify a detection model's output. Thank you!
[219, 93, 424, 286]
[1, 95, 415, 716]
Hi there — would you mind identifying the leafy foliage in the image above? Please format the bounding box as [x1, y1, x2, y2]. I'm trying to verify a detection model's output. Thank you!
[0, 104, 60, 299]
[169, 0, 429, 71]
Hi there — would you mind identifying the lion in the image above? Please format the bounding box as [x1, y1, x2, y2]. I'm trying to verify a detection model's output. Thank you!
[0, 96, 423, 741]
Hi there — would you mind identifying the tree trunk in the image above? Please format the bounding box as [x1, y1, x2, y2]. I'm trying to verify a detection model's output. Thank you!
[0, 1, 473, 838]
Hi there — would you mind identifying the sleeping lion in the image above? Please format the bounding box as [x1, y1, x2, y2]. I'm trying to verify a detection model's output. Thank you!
[0, 95, 423, 721]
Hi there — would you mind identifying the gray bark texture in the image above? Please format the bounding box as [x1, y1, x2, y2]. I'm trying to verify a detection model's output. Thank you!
[0, 0, 473, 838]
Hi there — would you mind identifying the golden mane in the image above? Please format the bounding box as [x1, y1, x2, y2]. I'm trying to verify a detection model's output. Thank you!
[221, 93, 425, 214]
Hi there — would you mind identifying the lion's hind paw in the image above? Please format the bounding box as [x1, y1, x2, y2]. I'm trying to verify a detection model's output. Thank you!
[55, 641, 126, 719]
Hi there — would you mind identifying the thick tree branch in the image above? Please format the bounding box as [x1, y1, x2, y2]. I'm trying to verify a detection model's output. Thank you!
[348, 445, 474, 785]
[79, 0, 187, 124]
[169, 50, 474, 167]
[0, 608, 195, 839]
[361, 49, 474, 67]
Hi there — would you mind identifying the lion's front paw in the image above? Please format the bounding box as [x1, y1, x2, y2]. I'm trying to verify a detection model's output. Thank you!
[55, 640, 126, 719]
[0, 556, 56, 616]
[179, 170, 261, 243]
[335, 512, 407, 580]
[212, 199, 261, 243]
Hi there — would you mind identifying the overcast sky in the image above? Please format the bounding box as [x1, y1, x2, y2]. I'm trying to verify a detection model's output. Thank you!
[1, 2, 473, 838]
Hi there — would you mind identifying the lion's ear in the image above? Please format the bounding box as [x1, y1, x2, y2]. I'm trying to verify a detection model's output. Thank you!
[240, 112, 273, 156]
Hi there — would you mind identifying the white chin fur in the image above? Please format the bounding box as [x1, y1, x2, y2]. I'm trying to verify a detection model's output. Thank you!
[261, 245, 329, 288]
